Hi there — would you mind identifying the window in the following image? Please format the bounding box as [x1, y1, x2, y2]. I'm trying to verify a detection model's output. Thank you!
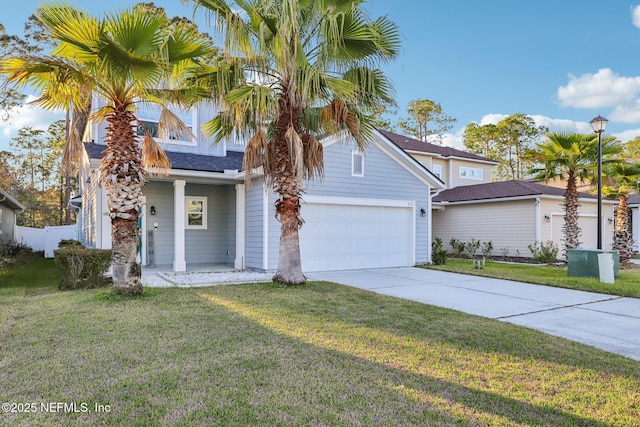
[432, 164, 442, 179]
[459, 166, 483, 180]
[0, 208, 3, 235]
[352, 151, 364, 177]
[136, 103, 197, 146]
[185, 196, 207, 229]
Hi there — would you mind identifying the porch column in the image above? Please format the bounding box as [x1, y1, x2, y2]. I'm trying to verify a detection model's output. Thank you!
[234, 184, 246, 269]
[173, 180, 186, 272]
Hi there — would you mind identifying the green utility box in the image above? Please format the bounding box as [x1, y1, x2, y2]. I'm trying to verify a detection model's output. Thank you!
[567, 249, 619, 278]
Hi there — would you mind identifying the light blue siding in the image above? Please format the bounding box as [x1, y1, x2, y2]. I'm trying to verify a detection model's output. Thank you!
[143, 181, 236, 266]
[265, 138, 432, 266]
[244, 180, 265, 270]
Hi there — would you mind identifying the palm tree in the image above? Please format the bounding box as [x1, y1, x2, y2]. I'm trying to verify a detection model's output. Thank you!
[188, 0, 400, 285]
[602, 162, 640, 263]
[529, 132, 622, 258]
[1, 3, 213, 295]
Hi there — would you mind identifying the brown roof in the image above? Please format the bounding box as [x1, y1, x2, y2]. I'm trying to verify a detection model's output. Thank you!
[433, 180, 599, 203]
[377, 128, 497, 164]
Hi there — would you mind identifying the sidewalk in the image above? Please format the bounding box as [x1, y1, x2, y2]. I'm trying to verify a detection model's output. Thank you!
[308, 267, 640, 361]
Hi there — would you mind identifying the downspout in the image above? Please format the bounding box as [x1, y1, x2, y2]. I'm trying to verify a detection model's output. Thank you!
[535, 197, 541, 242]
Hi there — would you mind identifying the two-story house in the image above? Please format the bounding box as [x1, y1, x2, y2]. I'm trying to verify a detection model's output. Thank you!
[76, 102, 445, 273]
[378, 129, 615, 257]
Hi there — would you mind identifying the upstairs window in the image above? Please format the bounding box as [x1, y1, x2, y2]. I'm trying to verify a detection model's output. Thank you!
[432, 164, 442, 179]
[459, 166, 483, 180]
[136, 103, 197, 146]
[352, 151, 364, 177]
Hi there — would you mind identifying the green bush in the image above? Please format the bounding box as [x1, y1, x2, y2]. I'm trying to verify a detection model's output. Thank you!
[528, 241, 560, 264]
[0, 241, 33, 259]
[431, 237, 448, 265]
[465, 238, 481, 259]
[449, 238, 465, 258]
[481, 241, 493, 259]
[54, 246, 112, 290]
[58, 239, 83, 247]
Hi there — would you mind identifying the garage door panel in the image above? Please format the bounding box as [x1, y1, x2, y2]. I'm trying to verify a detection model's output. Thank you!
[300, 202, 414, 271]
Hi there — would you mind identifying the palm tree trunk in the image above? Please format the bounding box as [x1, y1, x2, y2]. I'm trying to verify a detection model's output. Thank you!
[100, 105, 145, 295]
[613, 195, 632, 263]
[271, 89, 305, 285]
[562, 171, 581, 258]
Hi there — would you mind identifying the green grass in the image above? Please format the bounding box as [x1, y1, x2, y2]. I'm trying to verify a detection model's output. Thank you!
[422, 258, 640, 298]
[1, 257, 640, 426]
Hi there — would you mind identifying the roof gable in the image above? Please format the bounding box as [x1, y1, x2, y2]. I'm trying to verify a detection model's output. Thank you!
[377, 128, 497, 164]
[433, 180, 599, 203]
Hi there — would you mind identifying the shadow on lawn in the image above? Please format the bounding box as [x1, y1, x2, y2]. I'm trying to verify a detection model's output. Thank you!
[192, 282, 638, 425]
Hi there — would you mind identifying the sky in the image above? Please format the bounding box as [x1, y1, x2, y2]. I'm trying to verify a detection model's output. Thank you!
[3, 0, 640, 151]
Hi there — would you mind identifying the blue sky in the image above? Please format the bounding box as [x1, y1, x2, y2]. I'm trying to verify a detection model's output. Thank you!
[3, 0, 640, 150]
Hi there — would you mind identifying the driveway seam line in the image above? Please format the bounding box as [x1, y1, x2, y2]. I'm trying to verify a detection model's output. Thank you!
[496, 296, 624, 319]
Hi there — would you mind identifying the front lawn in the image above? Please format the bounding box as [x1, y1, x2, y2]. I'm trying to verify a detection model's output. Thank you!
[423, 258, 640, 298]
[1, 257, 639, 426]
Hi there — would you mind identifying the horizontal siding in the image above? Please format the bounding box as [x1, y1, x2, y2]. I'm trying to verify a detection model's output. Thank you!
[244, 180, 264, 270]
[433, 199, 537, 257]
[143, 182, 175, 266]
[143, 181, 236, 266]
[265, 138, 433, 268]
[449, 159, 493, 188]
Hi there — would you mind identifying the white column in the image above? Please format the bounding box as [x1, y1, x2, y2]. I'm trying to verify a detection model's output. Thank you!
[234, 184, 246, 269]
[173, 180, 186, 272]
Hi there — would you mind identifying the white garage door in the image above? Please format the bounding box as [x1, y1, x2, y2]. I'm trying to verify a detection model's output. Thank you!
[299, 198, 415, 272]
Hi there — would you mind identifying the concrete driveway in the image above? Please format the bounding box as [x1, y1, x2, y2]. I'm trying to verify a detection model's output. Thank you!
[308, 267, 640, 361]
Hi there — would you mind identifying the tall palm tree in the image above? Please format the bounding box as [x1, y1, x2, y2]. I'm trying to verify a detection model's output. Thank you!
[1, 3, 213, 295]
[188, 0, 400, 285]
[603, 162, 640, 263]
[529, 132, 622, 258]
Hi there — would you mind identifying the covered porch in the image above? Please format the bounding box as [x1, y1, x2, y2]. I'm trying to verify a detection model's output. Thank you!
[140, 175, 246, 273]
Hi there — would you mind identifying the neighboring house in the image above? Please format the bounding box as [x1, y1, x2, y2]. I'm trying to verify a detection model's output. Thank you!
[629, 194, 640, 253]
[432, 180, 616, 257]
[0, 188, 25, 244]
[76, 107, 445, 273]
[377, 129, 498, 189]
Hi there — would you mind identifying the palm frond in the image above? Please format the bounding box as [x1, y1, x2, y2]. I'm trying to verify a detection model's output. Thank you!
[157, 106, 195, 143]
[141, 135, 170, 176]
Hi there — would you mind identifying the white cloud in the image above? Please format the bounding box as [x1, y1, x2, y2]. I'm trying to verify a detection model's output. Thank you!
[632, 5, 640, 29]
[608, 100, 640, 123]
[612, 127, 640, 143]
[0, 96, 63, 148]
[479, 114, 507, 125]
[557, 68, 640, 109]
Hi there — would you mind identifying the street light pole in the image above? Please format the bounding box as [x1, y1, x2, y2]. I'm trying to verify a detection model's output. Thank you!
[590, 115, 608, 250]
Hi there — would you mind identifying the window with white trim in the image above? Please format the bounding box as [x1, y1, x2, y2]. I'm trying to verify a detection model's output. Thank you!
[185, 196, 207, 229]
[459, 166, 483, 180]
[432, 164, 442, 179]
[136, 103, 197, 146]
[352, 151, 364, 177]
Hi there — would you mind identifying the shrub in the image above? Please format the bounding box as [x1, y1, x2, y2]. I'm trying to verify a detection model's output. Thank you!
[528, 241, 559, 264]
[481, 241, 493, 259]
[449, 238, 465, 258]
[58, 239, 83, 247]
[0, 241, 33, 259]
[465, 238, 481, 259]
[54, 246, 112, 290]
[500, 247, 510, 258]
[431, 237, 448, 265]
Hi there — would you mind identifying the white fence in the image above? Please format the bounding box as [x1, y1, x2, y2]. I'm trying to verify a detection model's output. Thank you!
[15, 224, 78, 258]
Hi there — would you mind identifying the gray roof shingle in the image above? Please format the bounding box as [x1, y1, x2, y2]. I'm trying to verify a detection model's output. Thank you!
[377, 129, 497, 164]
[433, 180, 598, 203]
[84, 143, 244, 173]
